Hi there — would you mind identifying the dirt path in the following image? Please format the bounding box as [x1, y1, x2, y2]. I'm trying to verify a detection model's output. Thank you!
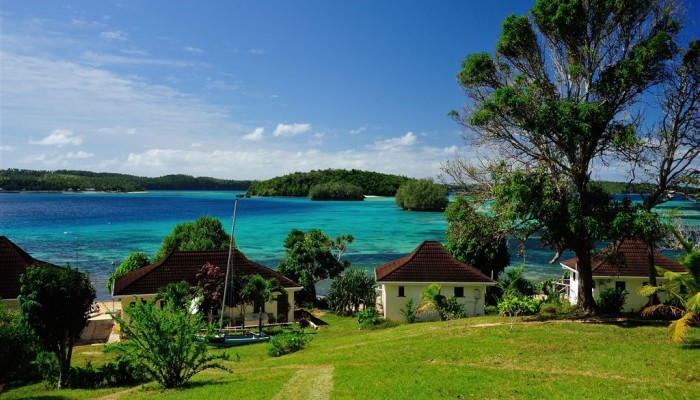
[272, 364, 334, 400]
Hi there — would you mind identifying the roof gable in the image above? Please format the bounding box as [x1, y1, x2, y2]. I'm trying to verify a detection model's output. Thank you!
[375, 241, 493, 283]
[560, 239, 687, 277]
[0, 236, 60, 299]
[113, 249, 301, 296]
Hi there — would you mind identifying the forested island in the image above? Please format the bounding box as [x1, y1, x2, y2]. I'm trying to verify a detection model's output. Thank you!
[0, 169, 251, 192]
[246, 169, 413, 199]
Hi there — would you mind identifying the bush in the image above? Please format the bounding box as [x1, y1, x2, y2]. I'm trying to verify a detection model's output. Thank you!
[399, 298, 418, 323]
[594, 288, 628, 315]
[356, 307, 380, 325]
[0, 303, 37, 385]
[484, 305, 499, 315]
[67, 361, 103, 389]
[268, 332, 311, 357]
[102, 356, 148, 387]
[36, 351, 60, 389]
[438, 296, 467, 320]
[360, 318, 398, 330]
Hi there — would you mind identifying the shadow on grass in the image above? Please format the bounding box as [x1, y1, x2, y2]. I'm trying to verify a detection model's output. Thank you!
[10, 397, 69, 400]
[681, 339, 700, 350]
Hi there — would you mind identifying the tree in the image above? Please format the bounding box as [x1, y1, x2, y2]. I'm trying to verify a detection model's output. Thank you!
[327, 268, 376, 315]
[448, 0, 681, 312]
[113, 296, 228, 388]
[195, 263, 225, 322]
[18, 265, 96, 388]
[445, 196, 510, 279]
[395, 179, 448, 211]
[154, 216, 231, 261]
[624, 41, 700, 304]
[277, 229, 347, 303]
[105, 251, 150, 291]
[156, 281, 192, 311]
[242, 275, 281, 334]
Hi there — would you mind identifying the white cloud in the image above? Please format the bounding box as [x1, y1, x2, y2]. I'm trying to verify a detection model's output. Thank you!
[66, 151, 94, 159]
[100, 30, 127, 41]
[372, 132, 417, 151]
[250, 49, 265, 55]
[80, 51, 206, 68]
[349, 127, 367, 135]
[191, 142, 203, 148]
[98, 126, 137, 136]
[243, 127, 264, 141]
[29, 129, 82, 147]
[0, 146, 16, 151]
[273, 123, 311, 137]
[183, 46, 205, 54]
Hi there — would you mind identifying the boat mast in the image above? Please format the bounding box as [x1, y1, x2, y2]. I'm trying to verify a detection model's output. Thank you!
[219, 198, 238, 329]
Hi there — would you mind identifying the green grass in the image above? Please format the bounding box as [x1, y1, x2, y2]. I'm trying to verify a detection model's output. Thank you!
[4, 314, 699, 399]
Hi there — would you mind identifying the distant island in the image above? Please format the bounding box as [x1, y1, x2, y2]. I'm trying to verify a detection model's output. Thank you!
[246, 169, 413, 199]
[0, 169, 251, 192]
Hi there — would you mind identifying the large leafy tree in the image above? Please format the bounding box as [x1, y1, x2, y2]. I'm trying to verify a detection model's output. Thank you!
[19, 265, 96, 388]
[277, 229, 347, 303]
[0, 303, 37, 388]
[105, 251, 150, 291]
[195, 262, 225, 322]
[395, 179, 448, 212]
[154, 215, 231, 261]
[448, 0, 681, 312]
[445, 196, 510, 279]
[327, 268, 376, 315]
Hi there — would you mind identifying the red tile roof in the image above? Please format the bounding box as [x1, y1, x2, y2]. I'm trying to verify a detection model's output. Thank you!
[113, 249, 301, 296]
[375, 241, 494, 283]
[0, 236, 60, 300]
[560, 239, 688, 277]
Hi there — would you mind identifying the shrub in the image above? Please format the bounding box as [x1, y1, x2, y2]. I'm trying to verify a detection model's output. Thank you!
[0, 303, 37, 385]
[356, 307, 380, 325]
[102, 356, 148, 387]
[399, 298, 418, 323]
[594, 288, 628, 315]
[67, 361, 103, 389]
[497, 296, 541, 332]
[268, 332, 311, 357]
[484, 305, 499, 315]
[36, 351, 60, 389]
[361, 318, 398, 330]
[438, 295, 467, 320]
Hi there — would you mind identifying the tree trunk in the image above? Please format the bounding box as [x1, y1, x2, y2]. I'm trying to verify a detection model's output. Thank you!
[575, 249, 596, 313]
[645, 239, 660, 306]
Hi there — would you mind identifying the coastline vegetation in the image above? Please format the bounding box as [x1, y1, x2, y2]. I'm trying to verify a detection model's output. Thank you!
[0, 169, 251, 192]
[394, 179, 448, 211]
[246, 169, 411, 197]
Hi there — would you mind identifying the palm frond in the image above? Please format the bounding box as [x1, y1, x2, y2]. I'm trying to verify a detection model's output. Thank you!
[667, 312, 695, 343]
[637, 284, 660, 297]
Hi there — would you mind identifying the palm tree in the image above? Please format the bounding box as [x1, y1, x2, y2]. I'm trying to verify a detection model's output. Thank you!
[639, 251, 700, 343]
[418, 283, 445, 319]
[243, 275, 281, 334]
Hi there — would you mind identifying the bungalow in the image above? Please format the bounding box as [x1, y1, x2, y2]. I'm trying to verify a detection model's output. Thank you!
[0, 236, 61, 311]
[560, 239, 688, 312]
[375, 241, 495, 321]
[112, 249, 302, 325]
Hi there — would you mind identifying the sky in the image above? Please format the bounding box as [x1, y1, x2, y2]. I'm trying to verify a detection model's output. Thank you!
[1, 1, 698, 181]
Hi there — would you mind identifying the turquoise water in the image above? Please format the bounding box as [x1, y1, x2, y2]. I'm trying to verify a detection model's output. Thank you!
[1, 191, 697, 300]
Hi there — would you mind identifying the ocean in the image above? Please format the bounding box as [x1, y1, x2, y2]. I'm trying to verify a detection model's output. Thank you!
[1, 191, 697, 300]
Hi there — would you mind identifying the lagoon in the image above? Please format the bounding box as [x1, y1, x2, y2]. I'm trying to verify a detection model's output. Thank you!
[1, 191, 697, 300]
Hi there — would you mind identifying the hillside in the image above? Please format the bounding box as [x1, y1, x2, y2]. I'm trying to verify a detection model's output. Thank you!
[246, 169, 413, 197]
[5, 313, 698, 399]
[0, 169, 252, 192]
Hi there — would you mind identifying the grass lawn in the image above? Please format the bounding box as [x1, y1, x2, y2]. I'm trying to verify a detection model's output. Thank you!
[4, 313, 699, 399]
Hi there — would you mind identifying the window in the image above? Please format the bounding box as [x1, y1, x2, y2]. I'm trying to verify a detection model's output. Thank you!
[615, 281, 626, 291]
[454, 287, 464, 298]
[398, 286, 405, 297]
[572, 271, 577, 280]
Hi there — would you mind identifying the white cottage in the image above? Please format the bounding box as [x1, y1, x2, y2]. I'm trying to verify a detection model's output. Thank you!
[374, 241, 495, 321]
[560, 239, 688, 312]
[113, 249, 302, 325]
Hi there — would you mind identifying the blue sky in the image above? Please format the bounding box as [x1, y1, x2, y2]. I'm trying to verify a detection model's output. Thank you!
[1, 1, 698, 180]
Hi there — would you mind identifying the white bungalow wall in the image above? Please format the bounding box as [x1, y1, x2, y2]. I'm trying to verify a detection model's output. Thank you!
[380, 283, 487, 321]
[566, 273, 671, 313]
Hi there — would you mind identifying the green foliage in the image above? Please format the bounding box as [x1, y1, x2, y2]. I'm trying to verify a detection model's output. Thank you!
[497, 296, 541, 332]
[113, 296, 229, 389]
[247, 169, 411, 197]
[106, 251, 150, 291]
[439, 296, 467, 321]
[399, 298, 418, 323]
[394, 179, 448, 211]
[101, 356, 148, 387]
[66, 361, 103, 390]
[243, 275, 281, 333]
[195, 262, 225, 319]
[156, 281, 192, 310]
[594, 288, 628, 315]
[0, 168, 251, 191]
[327, 268, 376, 316]
[19, 265, 96, 388]
[308, 181, 364, 201]
[154, 215, 231, 262]
[445, 196, 510, 278]
[497, 265, 536, 299]
[277, 229, 347, 303]
[0, 303, 37, 385]
[267, 331, 311, 357]
[356, 307, 380, 325]
[35, 351, 59, 389]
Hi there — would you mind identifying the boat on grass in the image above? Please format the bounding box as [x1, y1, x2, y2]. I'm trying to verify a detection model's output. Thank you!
[197, 332, 271, 347]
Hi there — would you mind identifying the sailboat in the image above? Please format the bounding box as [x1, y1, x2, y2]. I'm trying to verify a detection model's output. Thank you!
[196, 198, 271, 347]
